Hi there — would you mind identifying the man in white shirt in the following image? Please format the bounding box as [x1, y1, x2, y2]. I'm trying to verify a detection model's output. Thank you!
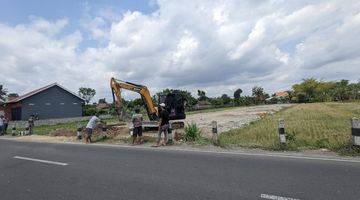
[85, 113, 102, 143]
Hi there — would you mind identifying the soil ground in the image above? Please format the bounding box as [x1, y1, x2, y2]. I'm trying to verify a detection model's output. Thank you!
[185, 104, 292, 137]
[8, 104, 292, 143]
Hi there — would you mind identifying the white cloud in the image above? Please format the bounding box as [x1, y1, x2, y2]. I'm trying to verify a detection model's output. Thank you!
[1, 0, 360, 101]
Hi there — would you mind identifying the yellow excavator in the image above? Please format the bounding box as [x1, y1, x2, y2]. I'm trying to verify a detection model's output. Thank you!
[110, 78, 186, 129]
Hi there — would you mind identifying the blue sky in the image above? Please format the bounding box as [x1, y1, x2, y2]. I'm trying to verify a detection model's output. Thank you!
[0, 0, 157, 49]
[0, 0, 359, 101]
[0, 0, 157, 23]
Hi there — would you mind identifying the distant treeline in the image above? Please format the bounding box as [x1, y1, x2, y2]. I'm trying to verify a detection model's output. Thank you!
[1, 78, 359, 115]
[292, 78, 360, 103]
[122, 78, 360, 111]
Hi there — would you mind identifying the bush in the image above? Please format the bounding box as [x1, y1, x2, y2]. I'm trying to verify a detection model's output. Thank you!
[185, 123, 201, 141]
[83, 106, 97, 116]
[285, 131, 296, 143]
[315, 138, 330, 148]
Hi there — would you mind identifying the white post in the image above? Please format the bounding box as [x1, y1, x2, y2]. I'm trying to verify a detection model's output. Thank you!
[168, 123, 173, 144]
[278, 118, 286, 144]
[212, 121, 219, 146]
[351, 118, 360, 146]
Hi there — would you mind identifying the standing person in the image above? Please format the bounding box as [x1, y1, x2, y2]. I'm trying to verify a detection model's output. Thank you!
[3, 116, 9, 135]
[153, 103, 170, 147]
[85, 113, 101, 143]
[28, 115, 35, 135]
[0, 115, 4, 136]
[131, 108, 143, 145]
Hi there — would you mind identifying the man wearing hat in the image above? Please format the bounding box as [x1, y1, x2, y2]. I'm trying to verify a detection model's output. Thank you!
[154, 103, 170, 147]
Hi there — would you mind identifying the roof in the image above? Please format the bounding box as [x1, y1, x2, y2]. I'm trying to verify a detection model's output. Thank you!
[275, 91, 289, 98]
[6, 83, 85, 103]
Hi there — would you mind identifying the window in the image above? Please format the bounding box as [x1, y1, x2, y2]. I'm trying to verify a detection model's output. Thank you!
[60, 103, 65, 105]
[29, 103, 35, 106]
[73, 103, 78, 105]
[45, 103, 51, 106]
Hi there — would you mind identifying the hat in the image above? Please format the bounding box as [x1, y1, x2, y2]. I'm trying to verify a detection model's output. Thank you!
[159, 103, 166, 107]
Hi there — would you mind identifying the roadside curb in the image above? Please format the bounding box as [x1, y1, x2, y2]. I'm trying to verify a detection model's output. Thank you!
[1, 136, 360, 163]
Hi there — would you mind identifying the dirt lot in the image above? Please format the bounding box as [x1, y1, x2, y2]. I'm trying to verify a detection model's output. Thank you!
[185, 104, 292, 137]
[9, 104, 291, 143]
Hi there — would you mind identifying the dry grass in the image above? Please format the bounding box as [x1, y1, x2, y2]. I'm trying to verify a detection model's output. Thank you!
[220, 102, 360, 154]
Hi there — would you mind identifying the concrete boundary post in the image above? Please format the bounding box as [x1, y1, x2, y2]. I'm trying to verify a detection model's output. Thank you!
[278, 118, 286, 144]
[351, 118, 360, 146]
[167, 123, 173, 145]
[212, 121, 219, 146]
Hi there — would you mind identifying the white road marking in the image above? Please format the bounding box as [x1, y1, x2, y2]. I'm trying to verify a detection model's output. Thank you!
[2, 138, 360, 164]
[109, 145, 360, 164]
[13, 156, 68, 166]
[260, 193, 300, 200]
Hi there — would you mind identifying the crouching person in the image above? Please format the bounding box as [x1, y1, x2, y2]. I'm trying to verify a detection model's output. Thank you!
[132, 108, 143, 145]
[85, 113, 102, 143]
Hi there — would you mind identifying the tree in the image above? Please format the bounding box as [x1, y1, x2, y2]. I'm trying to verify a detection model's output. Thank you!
[8, 93, 19, 98]
[221, 94, 231, 105]
[7, 93, 19, 101]
[209, 97, 223, 107]
[348, 82, 360, 100]
[233, 88, 243, 99]
[78, 87, 96, 104]
[197, 90, 207, 101]
[0, 85, 7, 102]
[292, 78, 320, 102]
[98, 98, 107, 104]
[156, 89, 197, 110]
[125, 98, 144, 109]
[333, 79, 350, 101]
[252, 86, 267, 104]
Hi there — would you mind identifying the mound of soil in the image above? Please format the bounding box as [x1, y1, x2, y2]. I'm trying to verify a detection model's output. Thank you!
[49, 129, 76, 137]
[48, 123, 130, 138]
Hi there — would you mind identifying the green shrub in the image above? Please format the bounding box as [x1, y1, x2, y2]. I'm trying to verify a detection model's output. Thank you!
[315, 138, 330, 148]
[285, 131, 296, 143]
[185, 123, 201, 141]
[83, 107, 97, 116]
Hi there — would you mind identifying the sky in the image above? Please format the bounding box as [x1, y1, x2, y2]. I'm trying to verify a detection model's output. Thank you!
[0, 0, 359, 102]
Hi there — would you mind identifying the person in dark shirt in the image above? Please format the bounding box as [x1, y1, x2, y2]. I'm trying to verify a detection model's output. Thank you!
[153, 103, 170, 147]
[131, 108, 143, 145]
[3, 116, 9, 135]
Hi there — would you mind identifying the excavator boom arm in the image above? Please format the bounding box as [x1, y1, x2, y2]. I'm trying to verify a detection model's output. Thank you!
[110, 78, 158, 120]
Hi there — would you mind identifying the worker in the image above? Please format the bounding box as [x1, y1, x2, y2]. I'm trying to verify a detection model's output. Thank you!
[154, 103, 170, 147]
[132, 108, 143, 145]
[0, 115, 4, 136]
[28, 115, 35, 135]
[85, 113, 102, 143]
[3, 116, 9, 135]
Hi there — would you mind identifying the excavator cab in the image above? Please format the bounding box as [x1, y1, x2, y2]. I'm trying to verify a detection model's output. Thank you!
[158, 90, 186, 120]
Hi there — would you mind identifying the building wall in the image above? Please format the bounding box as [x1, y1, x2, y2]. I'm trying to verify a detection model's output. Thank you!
[3, 102, 21, 120]
[21, 86, 84, 120]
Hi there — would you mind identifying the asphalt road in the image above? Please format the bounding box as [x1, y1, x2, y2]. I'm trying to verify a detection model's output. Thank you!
[0, 139, 359, 200]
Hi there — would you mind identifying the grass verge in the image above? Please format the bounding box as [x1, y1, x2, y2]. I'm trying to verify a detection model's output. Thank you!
[219, 102, 360, 155]
[28, 117, 120, 135]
